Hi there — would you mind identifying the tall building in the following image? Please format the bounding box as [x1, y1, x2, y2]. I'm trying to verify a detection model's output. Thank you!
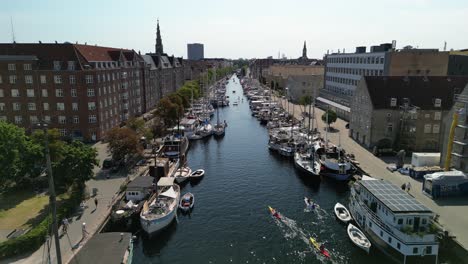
[187, 43, 204, 61]
[320, 43, 452, 120]
[0, 42, 146, 141]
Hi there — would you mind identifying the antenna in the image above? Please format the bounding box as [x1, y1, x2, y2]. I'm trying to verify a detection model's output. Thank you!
[444, 41, 447, 51]
[10, 16, 16, 43]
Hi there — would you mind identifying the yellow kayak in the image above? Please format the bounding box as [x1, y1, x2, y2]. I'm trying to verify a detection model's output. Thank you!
[309, 237, 320, 250]
[310, 237, 331, 258]
[268, 206, 281, 219]
[268, 206, 274, 214]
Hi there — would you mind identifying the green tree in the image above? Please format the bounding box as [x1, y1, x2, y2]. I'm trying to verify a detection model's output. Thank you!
[126, 117, 145, 133]
[0, 122, 42, 188]
[106, 127, 142, 163]
[321, 109, 337, 128]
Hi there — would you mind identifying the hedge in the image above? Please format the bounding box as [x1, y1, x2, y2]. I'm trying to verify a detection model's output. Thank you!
[0, 184, 84, 259]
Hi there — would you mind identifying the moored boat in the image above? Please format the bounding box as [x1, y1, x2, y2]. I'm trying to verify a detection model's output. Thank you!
[174, 166, 192, 184]
[347, 223, 371, 254]
[294, 151, 320, 177]
[334, 202, 352, 223]
[178, 192, 195, 212]
[190, 169, 205, 179]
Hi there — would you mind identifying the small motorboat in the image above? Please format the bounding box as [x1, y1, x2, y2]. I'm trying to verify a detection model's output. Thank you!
[334, 203, 352, 223]
[310, 237, 331, 258]
[179, 192, 195, 212]
[347, 223, 371, 254]
[174, 167, 192, 184]
[190, 169, 205, 179]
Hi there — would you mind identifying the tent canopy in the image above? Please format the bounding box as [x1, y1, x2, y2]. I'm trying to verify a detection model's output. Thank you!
[160, 186, 177, 199]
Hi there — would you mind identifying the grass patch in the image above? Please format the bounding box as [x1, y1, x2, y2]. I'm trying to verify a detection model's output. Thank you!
[0, 192, 49, 230]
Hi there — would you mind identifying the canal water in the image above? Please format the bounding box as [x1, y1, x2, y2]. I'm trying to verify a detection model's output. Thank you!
[129, 76, 440, 264]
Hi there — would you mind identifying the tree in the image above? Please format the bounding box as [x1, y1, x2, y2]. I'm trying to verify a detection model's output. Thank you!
[106, 127, 142, 163]
[126, 117, 145, 133]
[321, 109, 337, 128]
[155, 96, 183, 127]
[298, 95, 312, 114]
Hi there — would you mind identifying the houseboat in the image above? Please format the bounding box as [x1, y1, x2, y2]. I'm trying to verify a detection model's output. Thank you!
[349, 178, 439, 263]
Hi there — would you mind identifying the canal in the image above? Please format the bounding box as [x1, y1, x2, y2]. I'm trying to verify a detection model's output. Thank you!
[130, 76, 410, 263]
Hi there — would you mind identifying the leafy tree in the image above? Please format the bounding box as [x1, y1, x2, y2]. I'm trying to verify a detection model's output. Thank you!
[0, 122, 42, 188]
[298, 95, 312, 114]
[321, 109, 337, 127]
[126, 117, 145, 133]
[106, 127, 142, 163]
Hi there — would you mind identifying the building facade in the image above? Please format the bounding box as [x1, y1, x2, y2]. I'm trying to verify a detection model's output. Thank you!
[350, 76, 468, 152]
[187, 43, 204, 61]
[0, 43, 146, 141]
[285, 75, 323, 103]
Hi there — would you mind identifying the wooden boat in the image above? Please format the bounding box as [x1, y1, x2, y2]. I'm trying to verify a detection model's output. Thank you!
[309, 237, 330, 258]
[334, 202, 352, 223]
[174, 167, 192, 184]
[190, 169, 205, 179]
[178, 192, 194, 212]
[347, 223, 371, 254]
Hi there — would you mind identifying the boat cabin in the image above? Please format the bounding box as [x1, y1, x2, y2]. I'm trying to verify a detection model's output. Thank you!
[126, 176, 155, 202]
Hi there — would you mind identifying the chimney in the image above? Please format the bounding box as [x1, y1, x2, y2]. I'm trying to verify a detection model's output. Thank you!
[55, 40, 57, 44]
[39, 41, 42, 44]
[85, 42, 87, 45]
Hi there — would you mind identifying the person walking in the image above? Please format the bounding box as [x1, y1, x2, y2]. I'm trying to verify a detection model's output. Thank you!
[82, 222, 89, 239]
[94, 197, 98, 209]
[407, 182, 412, 192]
[401, 183, 406, 191]
[62, 218, 69, 234]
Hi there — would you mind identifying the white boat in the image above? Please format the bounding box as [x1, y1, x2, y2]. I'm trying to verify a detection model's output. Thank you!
[190, 169, 205, 179]
[334, 203, 352, 223]
[174, 167, 192, 184]
[278, 145, 294, 157]
[294, 152, 320, 177]
[140, 177, 180, 235]
[347, 223, 371, 254]
[178, 192, 195, 212]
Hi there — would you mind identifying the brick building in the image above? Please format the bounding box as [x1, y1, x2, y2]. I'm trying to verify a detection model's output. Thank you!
[0, 42, 146, 141]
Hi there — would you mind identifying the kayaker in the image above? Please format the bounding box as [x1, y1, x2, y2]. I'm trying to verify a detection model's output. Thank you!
[320, 244, 325, 251]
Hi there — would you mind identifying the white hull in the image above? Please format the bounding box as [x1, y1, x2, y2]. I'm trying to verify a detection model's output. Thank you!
[347, 223, 371, 254]
[140, 207, 177, 234]
[334, 202, 352, 223]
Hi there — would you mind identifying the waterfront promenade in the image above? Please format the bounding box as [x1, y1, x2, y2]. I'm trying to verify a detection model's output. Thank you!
[3, 142, 146, 264]
[275, 95, 468, 251]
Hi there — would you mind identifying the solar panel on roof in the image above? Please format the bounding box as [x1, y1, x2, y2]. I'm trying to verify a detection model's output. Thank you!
[360, 180, 431, 213]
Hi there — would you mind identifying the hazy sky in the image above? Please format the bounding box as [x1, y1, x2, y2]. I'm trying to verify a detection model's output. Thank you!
[1, 0, 467, 59]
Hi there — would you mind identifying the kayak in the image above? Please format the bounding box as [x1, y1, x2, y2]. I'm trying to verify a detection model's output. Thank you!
[268, 206, 281, 219]
[310, 237, 330, 258]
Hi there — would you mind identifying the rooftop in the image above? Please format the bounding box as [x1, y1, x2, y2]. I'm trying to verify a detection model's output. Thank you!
[127, 176, 154, 190]
[360, 179, 432, 213]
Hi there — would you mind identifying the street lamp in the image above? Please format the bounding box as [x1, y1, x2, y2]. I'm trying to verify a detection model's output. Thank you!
[285, 87, 290, 117]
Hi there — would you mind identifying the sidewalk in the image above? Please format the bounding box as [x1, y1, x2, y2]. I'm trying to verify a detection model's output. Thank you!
[2, 142, 147, 264]
[274, 96, 468, 250]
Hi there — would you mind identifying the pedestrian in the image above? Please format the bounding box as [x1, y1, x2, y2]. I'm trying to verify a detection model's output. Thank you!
[407, 182, 412, 192]
[62, 218, 69, 234]
[401, 183, 406, 191]
[94, 197, 98, 209]
[82, 222, 89, 239]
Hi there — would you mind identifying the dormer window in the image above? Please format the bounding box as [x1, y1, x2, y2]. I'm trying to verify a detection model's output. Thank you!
[53, 61, 61, 70]
[390, 98, 397, 107]
[435, 98, 441, 107]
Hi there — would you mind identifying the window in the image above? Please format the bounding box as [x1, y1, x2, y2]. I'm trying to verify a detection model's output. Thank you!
[14, 116, 22, 124]
[9, 75, 17, 84]
[0, 75, 2, 84]
[70, 75, 76, 84]
[26, 89, 34, 97]
[56, 89, 64, 97]
[369, 221, 372, 227]
[424, 124, 432, 133]
[72, 103, 78, 111]
[73, 116, 79, 124]
[44, 116, 51, 123]
[88, 115, 97, 123]
[13, 103, 21, 111]
[53, 61, 61, 70]
[88, 102, 96, 110]
[8, 64, 16, 71]
[27, 103, 36, 111]
[25, 75, 33, 84]
[0, 116, 6, 121]
[87, 88, 95, 97]
[434, 112, 441, 120]
[68, 61, 75, 70]
[397, 243, 401, 250]
[85, 75, 94, 84]
[425, 246, 432, 254]
[23, 63, 32, 71]
[30, 116, 38, 124]
[58, 116, 66, 124]
[434, 98, 441, 107]
[397, 219, 403, 225]
[387, 123, 393, 133]
[388, 237, 392, 244]
[71, 89, 77, 97]
[11, 89, 20, 97]
[413, 247, 418, 254]
[0, 89, 4, 97]
[390, 98, 397, 107]
[380, 231, 383, 237]
[42, 89, 48, 97]
[54, 75, 62, 84]
[43, 103, 49, 111]
[56, 103, 65, 111]
[40, 75, 46, 84]
[433, 124, 440, 134]
[59, 129, 67, 136]
[0, 103, 5, 111]
[422, 218, 427, 225]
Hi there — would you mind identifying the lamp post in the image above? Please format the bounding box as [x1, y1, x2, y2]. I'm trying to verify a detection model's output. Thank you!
[285, 87, 290, 117]
[37, 122, 62, 264]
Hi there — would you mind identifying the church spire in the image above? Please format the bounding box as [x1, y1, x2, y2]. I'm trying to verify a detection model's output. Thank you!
[155, 19, 164, 55]
[302, 41, 307, 59]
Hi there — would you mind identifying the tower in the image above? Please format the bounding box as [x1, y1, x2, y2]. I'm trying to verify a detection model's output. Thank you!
[302, 41, 307, 59]
[155, 19, 164, 55]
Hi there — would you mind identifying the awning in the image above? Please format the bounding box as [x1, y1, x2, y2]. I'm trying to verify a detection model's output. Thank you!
[157, 177, 175, 186]
[316, 97, 350, 112]
[160, 186, 177, 199]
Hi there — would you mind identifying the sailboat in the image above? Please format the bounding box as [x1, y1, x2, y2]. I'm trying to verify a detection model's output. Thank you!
[214, 101, 225, 137]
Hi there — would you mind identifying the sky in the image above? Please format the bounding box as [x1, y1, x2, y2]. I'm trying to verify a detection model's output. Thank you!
[1, 0, 467, 59]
